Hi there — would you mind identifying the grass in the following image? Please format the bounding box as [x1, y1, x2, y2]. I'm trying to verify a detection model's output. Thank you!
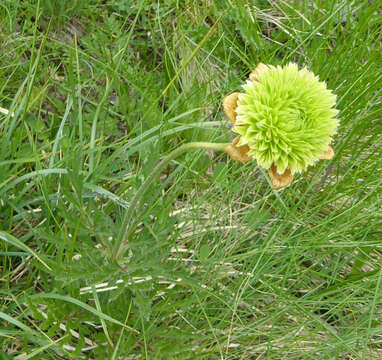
[0, 0, 381, 358]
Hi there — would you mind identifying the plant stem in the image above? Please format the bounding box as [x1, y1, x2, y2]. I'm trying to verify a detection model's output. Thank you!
[113, 142, 229, 261]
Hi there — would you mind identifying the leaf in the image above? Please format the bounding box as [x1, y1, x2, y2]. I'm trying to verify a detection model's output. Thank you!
[30, 293, 139, 333]
[0, 311, 63, 355]
[213, 162, 228, 182]
[199, 244, 211, 262]
[21, 335, 67, 360]
[0, 311, 36, 334]
[135, 290, 152, 322]
[0, 231, 52, 271]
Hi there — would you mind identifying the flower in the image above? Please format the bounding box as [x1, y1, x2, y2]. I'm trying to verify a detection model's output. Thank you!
[223, 63, 339, 189]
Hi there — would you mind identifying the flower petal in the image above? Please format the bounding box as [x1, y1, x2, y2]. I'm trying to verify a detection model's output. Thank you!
[222, 92, 240, 124]
[268, 163, 293, 190]
[249, 63, 269, 82]
[319, 146, 334, 160]
[224, 136, 252, 163]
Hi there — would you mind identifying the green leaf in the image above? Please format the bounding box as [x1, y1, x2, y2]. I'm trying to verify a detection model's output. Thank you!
[0, 231, 52, 271]
[30, 293, 139, 334]
[199, 244, 211, 262]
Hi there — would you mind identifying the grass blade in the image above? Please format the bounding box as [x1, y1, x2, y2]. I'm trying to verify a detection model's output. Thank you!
[0, 231, 52, 271]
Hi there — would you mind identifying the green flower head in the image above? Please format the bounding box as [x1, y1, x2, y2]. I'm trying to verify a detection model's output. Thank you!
[233, 63, 339, 175]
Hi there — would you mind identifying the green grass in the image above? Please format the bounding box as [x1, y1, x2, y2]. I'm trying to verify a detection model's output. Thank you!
[0, 0, 381, 358]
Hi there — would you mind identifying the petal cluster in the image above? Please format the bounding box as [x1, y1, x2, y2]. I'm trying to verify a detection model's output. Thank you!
[223, 63, 339, 189]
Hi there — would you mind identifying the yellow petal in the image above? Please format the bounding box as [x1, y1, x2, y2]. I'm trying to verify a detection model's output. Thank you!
[268, 163, 293, 190]
[319, 146, 334, 160]
[224, 136, 252, 163]
[222, 92, 240, 124]
[249, 63, 269, 82]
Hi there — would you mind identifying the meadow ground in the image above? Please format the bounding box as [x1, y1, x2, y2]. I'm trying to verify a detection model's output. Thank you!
[0, 0, 381, 359]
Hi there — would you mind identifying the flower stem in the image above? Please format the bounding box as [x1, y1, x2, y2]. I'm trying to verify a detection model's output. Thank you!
[113, 142, 229, 261]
